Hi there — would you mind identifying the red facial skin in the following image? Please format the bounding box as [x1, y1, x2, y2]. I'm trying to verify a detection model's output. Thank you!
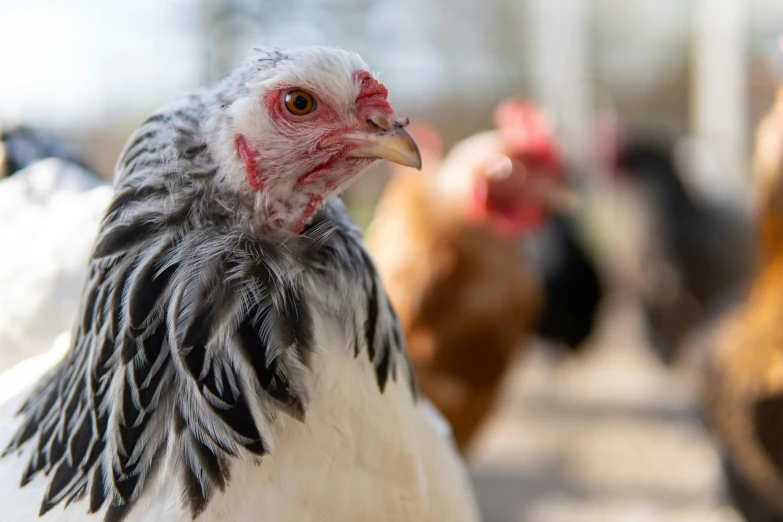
[235, 135, 267, 191]
[293, 195, 324, 233]
[235, 70, 392, 233]
[470, 157, 560, 238]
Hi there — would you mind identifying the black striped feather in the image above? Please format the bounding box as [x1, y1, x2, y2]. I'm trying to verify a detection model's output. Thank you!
[93, 216, 161, 259]
[127, 240, 177, 334]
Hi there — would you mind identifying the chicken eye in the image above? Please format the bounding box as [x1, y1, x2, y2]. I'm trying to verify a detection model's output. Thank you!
[285, 90, 316, 116]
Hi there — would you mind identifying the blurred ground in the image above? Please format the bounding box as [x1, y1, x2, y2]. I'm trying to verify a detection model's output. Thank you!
[467, 291, 743, 522]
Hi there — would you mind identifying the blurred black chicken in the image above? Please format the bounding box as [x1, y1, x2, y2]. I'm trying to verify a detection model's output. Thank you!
[0, 124, 93, 178]
[526, 210, 603, 350]
[615, 136, 753, 364]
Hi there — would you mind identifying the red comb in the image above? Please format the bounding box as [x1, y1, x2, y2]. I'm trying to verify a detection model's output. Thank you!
[494, 97, 563, 171]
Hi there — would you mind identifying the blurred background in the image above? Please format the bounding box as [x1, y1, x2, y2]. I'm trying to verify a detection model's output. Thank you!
[3, 0, 783, 192]
[2, 0, 783, 521]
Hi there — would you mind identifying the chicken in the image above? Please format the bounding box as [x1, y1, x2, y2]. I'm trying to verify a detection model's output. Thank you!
[365, 100, 572, 451]
[0, 156, 110, 369]
[702, 85, 783, 522]
[0, 47, 479, 522]
[614, 136, 753, 363]
[0, 124, 94, 178]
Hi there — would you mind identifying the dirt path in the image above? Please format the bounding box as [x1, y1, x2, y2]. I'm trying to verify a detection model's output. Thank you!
[468, 293, 743, 522]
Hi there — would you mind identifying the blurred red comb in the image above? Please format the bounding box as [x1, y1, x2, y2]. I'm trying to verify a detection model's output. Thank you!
[494, 97, 563, 171]
[406, 122, 443, 158]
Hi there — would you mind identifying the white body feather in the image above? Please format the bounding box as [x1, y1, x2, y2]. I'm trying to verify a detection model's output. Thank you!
[0, 310, 479, 521]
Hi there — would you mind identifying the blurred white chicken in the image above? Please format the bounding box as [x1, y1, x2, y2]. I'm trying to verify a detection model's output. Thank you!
[0, 156, 111, 369]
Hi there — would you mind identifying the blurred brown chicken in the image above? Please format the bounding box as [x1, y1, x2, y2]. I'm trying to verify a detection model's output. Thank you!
[702, 84, 783, 522]
[366, 100, 570, 451]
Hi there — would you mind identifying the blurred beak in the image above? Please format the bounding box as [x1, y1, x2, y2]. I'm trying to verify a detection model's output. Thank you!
[322, 121, 422, 170]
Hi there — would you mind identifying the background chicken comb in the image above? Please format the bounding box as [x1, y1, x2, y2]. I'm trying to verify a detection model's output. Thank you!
[493, 97, 563, 172]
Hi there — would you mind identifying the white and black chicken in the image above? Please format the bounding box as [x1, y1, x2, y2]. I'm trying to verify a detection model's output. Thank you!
[0, 47, 479, 522]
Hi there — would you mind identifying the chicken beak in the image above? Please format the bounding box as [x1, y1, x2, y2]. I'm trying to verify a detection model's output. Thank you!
[323, 121, 423, 170]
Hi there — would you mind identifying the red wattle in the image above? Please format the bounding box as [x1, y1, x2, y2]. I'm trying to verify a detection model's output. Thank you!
[235, 134, 266, 190]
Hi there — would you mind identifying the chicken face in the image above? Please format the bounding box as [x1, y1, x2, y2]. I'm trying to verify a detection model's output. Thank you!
[477, 154, 543, 235]
[222, 47, 421, 233]
[436, 129, 562, 238]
